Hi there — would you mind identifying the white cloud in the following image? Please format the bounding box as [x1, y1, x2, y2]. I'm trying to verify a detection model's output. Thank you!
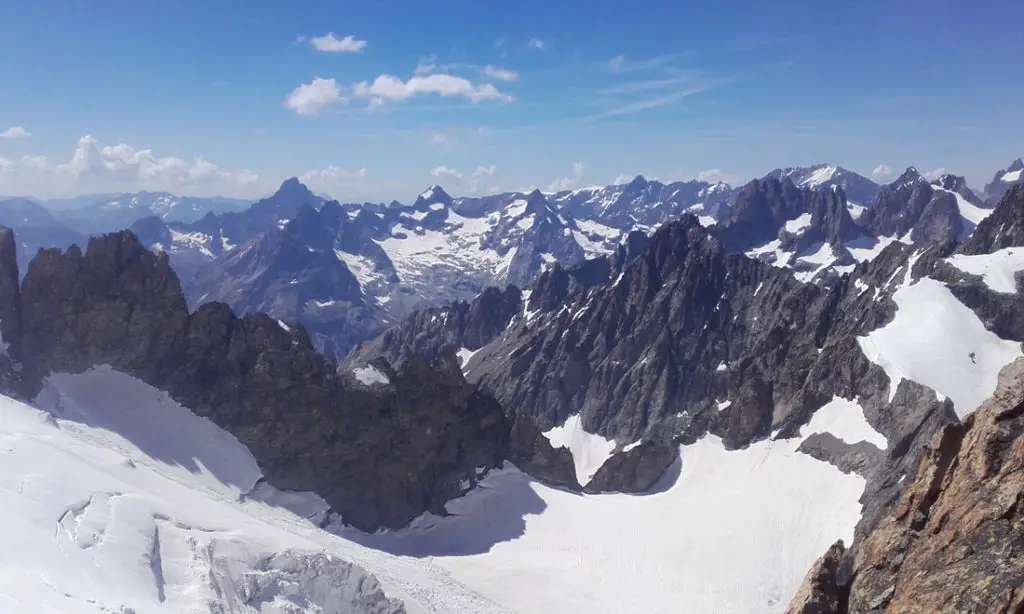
[309, 32, 367, 53]
[527, 38, 546, 50]
[696, 168, 738, 184]
[482, 65, 519, 82]
[547, 162, 585, 191]
[424, 164, 498, 194]
[0, 135, 261, 197]
[871, 164, 893, 182]
[0, 126, 31, 139]
[352, 73, 512, 106]
[284, 78, 344, 116]
[613, 173, 632, 185]
[299, 165, 368, 194]
[430, 165, 463, 181]
[608, 55, 626, 71]
[922, 167, 946, 181]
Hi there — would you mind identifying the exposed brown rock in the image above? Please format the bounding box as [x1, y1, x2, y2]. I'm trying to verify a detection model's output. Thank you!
[786, 540, 846, 614]
[791, 358, 1024, 613]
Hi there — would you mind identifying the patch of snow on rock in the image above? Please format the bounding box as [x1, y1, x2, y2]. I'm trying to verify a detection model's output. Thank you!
[353, 365, 390, 386]
[541, 414, 617, 486]
[800, 396, 887, 450]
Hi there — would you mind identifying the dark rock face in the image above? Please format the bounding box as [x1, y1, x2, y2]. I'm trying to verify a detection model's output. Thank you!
[344, 285, 523, 371]
[506, 417, 581, 491]
[959, 183, 1024, 255]
[6, 231, 510, 532]
[908, 190, 963, 244]
[859, 167, 935, 239]
[715, 177, 811, 251]
[585, 439, 677, 494]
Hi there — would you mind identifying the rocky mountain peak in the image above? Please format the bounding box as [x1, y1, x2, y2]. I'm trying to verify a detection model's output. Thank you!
[413, 184, 453, 210]
[273, 177, 316, 202]
[893, 166, 924, 187]
[625, 174, 648, 190]
[523, 189, 554, 216]
[1008, 157, 1024, 172]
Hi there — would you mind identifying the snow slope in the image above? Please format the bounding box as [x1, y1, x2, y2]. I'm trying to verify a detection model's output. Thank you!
[857, 276, 1022, 416]
[946, 247, 1024, 294]
[1, 366, 513, 614]
[349, 424, 867, 614]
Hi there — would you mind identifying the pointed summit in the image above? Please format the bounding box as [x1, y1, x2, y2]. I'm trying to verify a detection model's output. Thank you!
[625, 175, 648, 190]
[413, 184, 452, 210]
[273, 177, 315, 202]
[1008, 158, 1024, 173]
[892, 166, 924, 188]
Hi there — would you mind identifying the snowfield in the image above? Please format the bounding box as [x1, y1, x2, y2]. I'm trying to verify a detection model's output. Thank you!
[2, 367, 510, 614]
[946, 247, 1024, 294]
[353, 424, 867, 614]
[0, 365, 876, 614]
[857, 276, 1022, 416]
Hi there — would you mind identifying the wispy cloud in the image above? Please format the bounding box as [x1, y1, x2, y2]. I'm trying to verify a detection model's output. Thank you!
[527, 38, 546, 51]
[596, 76, 698, 95]
[582, 86, 712, 121]
[547, 162, 584, 191]
[871, 165, 893, 182]
[696, 168, 737, 184]
[482, 65, 520, 82]
[431, 165, 463, 180]
[923, 167, 946, 181]
[604, 53, 692, 73]
[309, 32, 367, 53]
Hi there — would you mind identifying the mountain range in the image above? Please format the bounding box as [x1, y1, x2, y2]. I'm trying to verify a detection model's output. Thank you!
[0, 156, 1023, 612]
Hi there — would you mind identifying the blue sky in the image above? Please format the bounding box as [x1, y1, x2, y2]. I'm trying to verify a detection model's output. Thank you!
[0, 0, 1021, 200]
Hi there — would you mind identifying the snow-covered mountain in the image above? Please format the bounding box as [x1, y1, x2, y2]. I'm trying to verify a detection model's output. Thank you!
[548, 174, 735, 230]
[765, 163, 881, 205]
[3, 182, 1024, 613]
[341, 183, 1024, 612]
[983, 157, 1024, 205]
[50, 191, 251, 234]
[133, 161, 1010, 356]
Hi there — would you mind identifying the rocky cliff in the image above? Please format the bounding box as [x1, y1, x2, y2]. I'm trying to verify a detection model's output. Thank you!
[1, 230, 512, 532]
